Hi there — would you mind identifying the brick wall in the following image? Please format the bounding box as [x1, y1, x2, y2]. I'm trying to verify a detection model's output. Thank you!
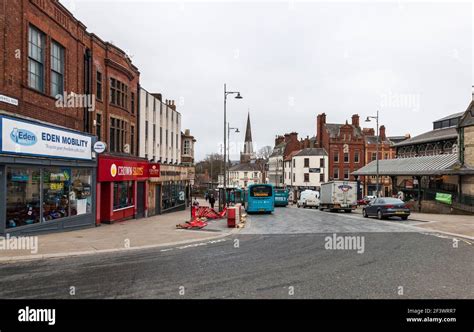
[1, 0, 88, 130]
[0, 0, 140, 157]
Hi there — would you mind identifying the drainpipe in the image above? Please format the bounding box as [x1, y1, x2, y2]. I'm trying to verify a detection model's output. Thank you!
[136, 83, 141, 157]
[84, 49, 92, 133]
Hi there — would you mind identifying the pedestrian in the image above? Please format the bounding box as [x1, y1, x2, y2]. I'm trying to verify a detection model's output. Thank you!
[205, 192, 208, 202]
[209, 195, 216, 210]
[193, 197, 200, 207]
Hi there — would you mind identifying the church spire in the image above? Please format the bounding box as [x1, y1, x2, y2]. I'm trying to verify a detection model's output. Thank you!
[241, 111, 255, 163]
[244, 112, 253, 150]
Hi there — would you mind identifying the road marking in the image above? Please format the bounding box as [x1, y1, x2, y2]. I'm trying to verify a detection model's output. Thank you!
[160, 239, 228, 252]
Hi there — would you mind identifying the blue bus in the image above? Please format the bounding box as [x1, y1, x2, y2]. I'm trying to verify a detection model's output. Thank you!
[245, 184, 275, 213]
[274, 187, 289, 207]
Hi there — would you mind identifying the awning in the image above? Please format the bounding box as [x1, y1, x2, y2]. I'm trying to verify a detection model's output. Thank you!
[352, 154, 460, 176]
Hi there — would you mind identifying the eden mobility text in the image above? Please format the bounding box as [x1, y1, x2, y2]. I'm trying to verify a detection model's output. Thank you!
[42, 132, 89, 147]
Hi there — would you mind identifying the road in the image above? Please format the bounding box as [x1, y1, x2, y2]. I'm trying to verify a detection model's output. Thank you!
[0, 206, 472, 299]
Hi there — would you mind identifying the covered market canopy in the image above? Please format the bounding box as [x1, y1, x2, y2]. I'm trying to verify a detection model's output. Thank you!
[352, 154, 459, 177]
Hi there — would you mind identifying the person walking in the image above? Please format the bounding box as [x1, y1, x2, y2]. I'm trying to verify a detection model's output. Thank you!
[209, 194, 216, 210]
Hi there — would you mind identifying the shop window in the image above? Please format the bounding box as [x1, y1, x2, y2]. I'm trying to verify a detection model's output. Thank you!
[71, 169, 92, 216]
[43, 168, 71, 221]
[162, 183, 185, 211]
[6, 168, 41, 228]
[113, 181, 134, 210]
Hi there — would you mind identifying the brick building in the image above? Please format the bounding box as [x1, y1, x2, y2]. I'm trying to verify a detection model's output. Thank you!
[316, 113, 365, 185]
[0, 0, 148, 232]
[315, 113, 409, 197]
[268, 132, 301, 186]
[1, 0, 91, 129]
[0, 0, 99, 234]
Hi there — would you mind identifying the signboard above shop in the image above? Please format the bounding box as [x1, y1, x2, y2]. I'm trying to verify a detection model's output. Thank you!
[0, 116, 93, 160]
[98, 156, 160, 182]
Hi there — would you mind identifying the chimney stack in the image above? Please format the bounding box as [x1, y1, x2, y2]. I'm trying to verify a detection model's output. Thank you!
[316, 113, 326, 148]
[351, 114, 360, 127]
[379, 125, 386, 140]
[275, 135, 285, 146]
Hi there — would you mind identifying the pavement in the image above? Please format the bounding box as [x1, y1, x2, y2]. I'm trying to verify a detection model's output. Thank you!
[0, 202, 236, 262]
[407, 212, 474, 239]
[0, 206, 472, 299]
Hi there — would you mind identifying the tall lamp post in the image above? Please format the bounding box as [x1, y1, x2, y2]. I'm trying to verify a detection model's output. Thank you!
[223, 84, 243, 204]
[227, 123, 240, 187]
[365, 110, 380, 197]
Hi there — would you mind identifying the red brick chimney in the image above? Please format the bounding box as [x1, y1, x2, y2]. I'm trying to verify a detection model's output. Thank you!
[284, 132, 300, 158]
[317, 113, 326, 148]
[379, 125, 386, 140]
[352, 114, 360, 127]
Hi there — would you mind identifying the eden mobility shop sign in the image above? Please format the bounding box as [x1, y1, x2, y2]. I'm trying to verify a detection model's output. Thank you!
[0, 116, 92, 160]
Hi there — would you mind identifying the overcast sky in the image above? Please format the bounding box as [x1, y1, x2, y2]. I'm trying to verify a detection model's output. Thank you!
[63, 0, 473, 161]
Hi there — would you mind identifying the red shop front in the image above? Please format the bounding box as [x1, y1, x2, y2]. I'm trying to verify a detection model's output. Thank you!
[96, 155, 160, 224]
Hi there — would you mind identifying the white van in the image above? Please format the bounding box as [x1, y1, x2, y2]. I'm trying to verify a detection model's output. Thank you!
[297, 190, 320, 209]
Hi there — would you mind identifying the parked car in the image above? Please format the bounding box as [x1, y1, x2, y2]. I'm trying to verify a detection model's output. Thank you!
[358, 195, 376, 206]
[297, 190, 320, 209]
[362, 197, 411, 220]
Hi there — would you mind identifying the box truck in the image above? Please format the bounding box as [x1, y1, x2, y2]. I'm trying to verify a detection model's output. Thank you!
[319, 181, 358, 212]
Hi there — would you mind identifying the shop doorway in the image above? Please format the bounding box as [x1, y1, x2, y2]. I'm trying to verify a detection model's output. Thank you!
[136, 181, 146, 218]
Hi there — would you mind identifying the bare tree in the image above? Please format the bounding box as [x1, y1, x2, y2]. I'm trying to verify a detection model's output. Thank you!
[195, 153, 224, 184]
[257, 145, 273, 161]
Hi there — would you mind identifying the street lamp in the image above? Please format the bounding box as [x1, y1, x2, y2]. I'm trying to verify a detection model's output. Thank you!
[365, 110, 380, 197]
[224, 84, 243, 204]
[227, 123, 240, 187]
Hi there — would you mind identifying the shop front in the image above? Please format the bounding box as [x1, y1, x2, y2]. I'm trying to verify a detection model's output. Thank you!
[0, 115, 96, 235]
[147, 164, 191, 216]
[97, 155, 160, 223]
